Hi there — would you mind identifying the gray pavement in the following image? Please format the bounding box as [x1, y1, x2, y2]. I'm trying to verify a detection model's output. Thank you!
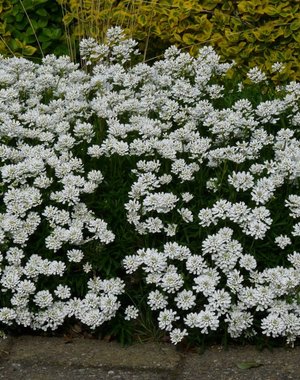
[0, 335, 300, 379]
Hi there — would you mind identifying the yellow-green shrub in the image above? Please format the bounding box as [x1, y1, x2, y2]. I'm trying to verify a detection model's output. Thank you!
[59, 0, 300, 81]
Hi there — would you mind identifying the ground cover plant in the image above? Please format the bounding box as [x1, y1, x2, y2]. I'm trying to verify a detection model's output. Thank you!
[0, 28, 300, 347]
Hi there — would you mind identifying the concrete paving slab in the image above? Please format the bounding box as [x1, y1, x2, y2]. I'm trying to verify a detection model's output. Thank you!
[5, 335, 181, 370]
[1, 336, 300, 380]
[0, 336, 181, 380]
[179, 344, 300, 380]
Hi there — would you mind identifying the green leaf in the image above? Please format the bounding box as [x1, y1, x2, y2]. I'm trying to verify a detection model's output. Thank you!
[236, 361, 263, 370]
[15, 13, 24, 22]
[62, 12, 75, 26]
[36, 8, 48, 17]
[201, 0, 219, 11]
[30, 19, 39, 30]
[290, 18, 300, 31]
[10, 5, 21, 16]
[222, 1, 233, 11]
[237, 1, 252, 13]
[37, 19, 48, 28]
[258, 5, 278, 15]
[43, 28, 62, 39]
[32, 0, 48, 5]
[8, 39, 18, 51]
[41, 40, 52, 50]
[0, 22, 7, 34]
[53, 44, 69, 56]
[2, 14, 13, 24]
[20, 0, 35, 11]
[25, 36, 37, 44]
[25, 26, 35, 37]
[137, 14, 147, 27]
[22, 44, 37, 56]
[292, 32, 300, 42]
[38, 33, 51, 42]
[10, 38, 23, 50]
[182, 32, 195, 45]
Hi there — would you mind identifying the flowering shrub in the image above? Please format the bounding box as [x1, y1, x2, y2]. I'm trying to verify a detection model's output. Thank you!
[1, 27, 300, 345]
[0, 30, 129, 331]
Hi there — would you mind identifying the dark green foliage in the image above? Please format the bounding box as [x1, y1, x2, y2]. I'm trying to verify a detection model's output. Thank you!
[0, 0, 68, 59]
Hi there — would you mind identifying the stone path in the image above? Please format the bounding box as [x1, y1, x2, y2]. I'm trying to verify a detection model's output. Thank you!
[0, 335, 299, 379]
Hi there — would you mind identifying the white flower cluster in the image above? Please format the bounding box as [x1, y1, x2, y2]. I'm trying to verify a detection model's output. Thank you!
[0, 48, 125, 330]
[124, 239, 300, 344]
[80, 26, 138, 66]
[1, 29, 300, 345]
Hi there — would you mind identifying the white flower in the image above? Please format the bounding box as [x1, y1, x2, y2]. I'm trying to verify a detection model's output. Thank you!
[198, 208, 218, 227]
[169, 328, 188, 344]
[225, 309, 253, 338]
[158, 309, 179, 331]
[144, 217, 164, 233]
[206, 178, 218, 192]
[288, 251, 300, 269]
[197, 310, 219, 334]
[186, 255, 207, 275]
[124, 305, 139, 320]
[271, 62, 285, 73]
[247, 67, 267, 83]
[79, 308, 105, 329]
[34, 290, 53, 308]
[275, 235, 292, 249]
[163, 242, 191, 260]
[6, 247, 24, 266]
[193, 272, 219, 296]
[228, 171, 254, 191]
[87, 276, 102, 293]
[99, 294, 121, 315]
[87, 170, 104, 184]
[67, 249, 84, 263]
[54, 285, 71, 300]
[285, 195, 300, 218]
[181, 192, 194, 203]
[73, 122, 95, 142]
[160, 269, 184, 294]
[123, 254, 142, 274]
[4, 186, 42, 217]
[251, 178, 275, 205]
[292, 222, 300, 237]
[261, 313, 286, 337]
[100, 278, 125, 295]
[164, 223, 177, 237]
[83, 262, 93, 273]
[239, 254, 257, 270]
[16, 280, 36, 295]
[207, 289, 231, 315]
[226, 270, 244, 293]
[178, 208, 193, 223]
[143, 248, 168, 273]
[0, 266, 22, 290]
[184, 312, 201, 328]
[0, 308, 16, 325]
[147, 290, 168, 310]
[143, 192, 178, 213]
[175, 290, 196, 310]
